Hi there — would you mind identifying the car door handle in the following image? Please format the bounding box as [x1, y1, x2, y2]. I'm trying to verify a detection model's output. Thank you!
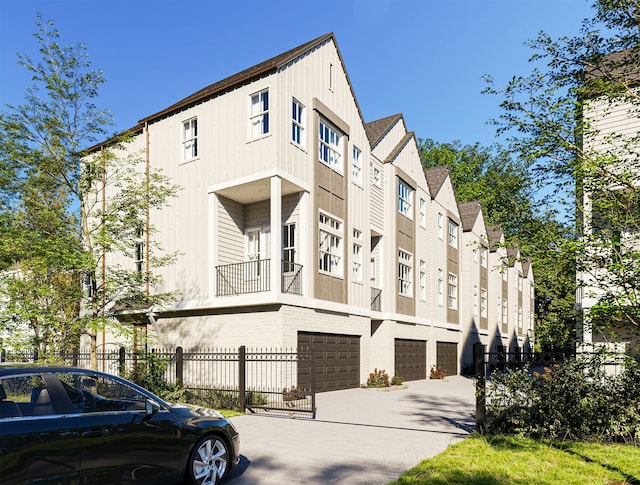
[82, 429, 109, 438]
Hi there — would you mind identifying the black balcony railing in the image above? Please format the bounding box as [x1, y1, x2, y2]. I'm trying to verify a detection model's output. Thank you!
[371, 287, 382, 311]
[216, 259, 303, 296]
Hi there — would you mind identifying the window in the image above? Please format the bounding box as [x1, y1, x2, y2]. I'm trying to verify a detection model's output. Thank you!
[448, 273, 458, 310]
[419, 260, 426, 301]
[373, 167, 381, 187]
[480, 247, 488, 268]
[481, 288, 488, 318]
[319, 212, 343, 277]
[352, 229, 363, 282]
[518, 307, 523, 328]
[318, 118, 343, 173]
[134, 226, 144, 274]
[182, 117, 198, 161]
[352, 146, 362, 185]
[473, 286, 478, 316]
[518, 274, 523, 291]
[502, 298, 508, 323]
[398, 249, 413, 297]
[497, 297, 502, 324]
[448, 218, 458, 249]
[419, 198, 426, 227]
[437, 269, 444, 306]
[58, 373, 146, 414]
[250, 89, 269, 138]
[283, 223, 296, 272]
[292, 99, 305, 146]
[398, 179, 413, 218]
[437, 212, 444, 239]
[246, 228, 263, 279]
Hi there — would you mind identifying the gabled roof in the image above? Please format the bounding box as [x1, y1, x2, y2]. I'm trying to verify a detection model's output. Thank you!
[458, 200, 482, 232]
[522, 257, 532, 278]
[140, 33, 337, 125]
[486, 225, 504, 251]
[383, 131, 417, 164]
[507, 247, 520, 265]
[365, 114, 403, 149]
[423, 165, 450, 199]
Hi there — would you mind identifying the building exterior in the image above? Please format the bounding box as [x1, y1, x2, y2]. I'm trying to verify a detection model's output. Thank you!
[92, 33, 533, 389]
[576, 48, 640, 357]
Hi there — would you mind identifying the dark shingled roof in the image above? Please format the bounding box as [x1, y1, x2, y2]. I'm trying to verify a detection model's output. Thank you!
[423, 165, 450, 199]
[365, 114, 403, 149]
[486, 225, 504, 251]
[458, 201, 482, 232]
[507, 247, 520, 265]
[522, 257, 532, 278]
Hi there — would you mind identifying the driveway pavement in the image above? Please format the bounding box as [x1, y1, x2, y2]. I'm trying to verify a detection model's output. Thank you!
[226, 376, 476, 484]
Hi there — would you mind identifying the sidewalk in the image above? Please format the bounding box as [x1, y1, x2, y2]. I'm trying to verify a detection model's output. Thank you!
[227, 376, 476, 484]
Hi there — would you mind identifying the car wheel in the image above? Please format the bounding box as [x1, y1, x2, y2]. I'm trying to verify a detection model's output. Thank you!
[187, 435, 230, 485]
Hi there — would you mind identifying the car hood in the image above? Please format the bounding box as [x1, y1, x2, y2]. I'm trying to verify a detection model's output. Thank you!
[169, 402, 226, 419]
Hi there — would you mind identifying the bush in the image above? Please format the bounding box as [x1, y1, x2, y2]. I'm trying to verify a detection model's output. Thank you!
[485, 355, 640, 443]
[391, 374, 404, 386]
[366, 368, 390, 388]
[430, 365, 447, 379]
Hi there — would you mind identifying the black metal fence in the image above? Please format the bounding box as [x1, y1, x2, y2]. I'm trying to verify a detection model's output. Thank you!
[1, 345, 316, 417]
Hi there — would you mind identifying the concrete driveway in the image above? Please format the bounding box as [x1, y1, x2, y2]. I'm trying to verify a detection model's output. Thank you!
[226, 376, 476, 484]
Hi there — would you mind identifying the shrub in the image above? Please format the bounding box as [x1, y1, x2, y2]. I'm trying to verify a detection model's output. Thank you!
[485, 355, 640, 443]
[430, 365, 447, 379]
[366, 368, 390, 388]
[391, 374, 404, 386]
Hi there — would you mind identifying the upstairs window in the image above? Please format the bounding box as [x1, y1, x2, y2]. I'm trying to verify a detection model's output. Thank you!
[480, 246, 488, 268]
[352, 146, 362, 185]
[448, 218, 458, 249]
[250, 89, 269, 138]
[481, 288, 488, 318]
[352, 228, 363, 282]
[398, 179, 413, 218]
[437, 212, 444, 239]
[419, 260, 426, 301]
[448, 273, 458, 310]
[318, 118, 343, 173]
[182, 117, 198, 161]
[291, 98, 305, 146]
[419, 198, 426, 227]
[437, 269, 444, 306]
[373, 167, 381, 187]
[319, 211, 343, 277]
[398, 249, 413, 297]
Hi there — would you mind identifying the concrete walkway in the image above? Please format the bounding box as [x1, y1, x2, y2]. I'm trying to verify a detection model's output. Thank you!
[227, 376, 476, 484]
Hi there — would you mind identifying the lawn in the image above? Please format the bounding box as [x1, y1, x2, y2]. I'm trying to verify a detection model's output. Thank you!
[389, 434, 640, 485]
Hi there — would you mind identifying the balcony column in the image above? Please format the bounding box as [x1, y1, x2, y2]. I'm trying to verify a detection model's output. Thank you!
[270, 175, 282, 295]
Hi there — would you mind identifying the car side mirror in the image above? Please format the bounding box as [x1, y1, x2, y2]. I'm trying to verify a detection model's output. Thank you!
[145, 399, 160, 416]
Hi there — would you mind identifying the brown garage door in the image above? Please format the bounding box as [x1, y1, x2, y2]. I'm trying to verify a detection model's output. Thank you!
[298, 332, 360, 392]
[394, 339, 427, 381]
[436, 342, 458, 377]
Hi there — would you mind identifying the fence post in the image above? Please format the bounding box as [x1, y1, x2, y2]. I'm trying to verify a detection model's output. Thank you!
[310, 347, 316, 418]
[176, 347, 184, 387]
[119, 347, 126, 376]
[474, 343, 486, 433]
[238, 346, 246, 413]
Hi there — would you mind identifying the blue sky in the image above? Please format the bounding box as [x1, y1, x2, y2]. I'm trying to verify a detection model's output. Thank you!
[1, 0, 594, 148]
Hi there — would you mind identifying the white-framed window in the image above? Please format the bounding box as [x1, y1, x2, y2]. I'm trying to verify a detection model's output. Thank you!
[448, 273, 458, 310]
[373, 167, 381, 187]
[249, 89, 269, 138]
[448, 218, 458, 249]
[398, 179, 413, 218]
[518, 307, 523, 328]
[419, 198, 426, 227]
[481, 288, 488, 318]
[398, 249, 413, 297]
[291, 98, 305, 146]
[502, 298, 508, 323]
[352, 146, 362, 185]
[419, 260, 426, 301]
[182, 117, 198, 161]
[283, 223, 296, 272]
[352, 228, 363, 282]
[497, 297, 502, 324]
[245, 227, 264, 280]
[437, 269, 444, 306]
[480, 246, 488, 268]
[318, 118, 343, 173]
[437, 212, 444, 239]
[319, 211, 343, 277]
[473, 285, 479, 316]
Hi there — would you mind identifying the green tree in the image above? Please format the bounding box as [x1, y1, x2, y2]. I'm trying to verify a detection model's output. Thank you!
[0, 15, 179, 365]
[483, 0, 640, 353]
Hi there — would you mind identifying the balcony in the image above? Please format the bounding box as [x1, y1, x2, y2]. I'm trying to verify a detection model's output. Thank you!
[216, 259, 303, 296]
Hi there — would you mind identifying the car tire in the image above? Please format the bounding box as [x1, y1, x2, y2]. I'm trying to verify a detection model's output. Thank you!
[187, 435, 230, 485]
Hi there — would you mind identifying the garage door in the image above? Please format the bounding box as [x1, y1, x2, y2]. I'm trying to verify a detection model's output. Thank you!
[298, 332, 360, 392]
[436, 342, 458, 377]
[394, 339, 426, 381]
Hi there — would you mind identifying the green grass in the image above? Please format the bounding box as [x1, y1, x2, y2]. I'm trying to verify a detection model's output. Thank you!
[389, 434, 640, 485]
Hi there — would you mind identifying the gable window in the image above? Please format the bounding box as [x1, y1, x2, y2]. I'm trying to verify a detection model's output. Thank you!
[448, 218, 458, 249]
[448, 273, 458, 310]
[319, 118, 343, 173]
[398, 249, 413, 297]
[437, 212, 444, 239]
[182, 117, 198, 161]
[319, 211, 343, 277]
[419, 198, 426, 227]
[398, 179, 413, 218]
[250, 89, 269, 138]
[352, 146, 362, 185]
[352, 228, 363, 282]
[292, 98, 305, 146]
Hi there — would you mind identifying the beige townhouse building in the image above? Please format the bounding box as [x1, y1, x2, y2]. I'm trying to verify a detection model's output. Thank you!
[92, 33, 534, 390]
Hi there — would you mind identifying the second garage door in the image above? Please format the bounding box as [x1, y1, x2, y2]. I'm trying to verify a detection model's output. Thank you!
[298, 332, 360, 392]
[394, 339, 427, 381]
[436, 341, 458, 377]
